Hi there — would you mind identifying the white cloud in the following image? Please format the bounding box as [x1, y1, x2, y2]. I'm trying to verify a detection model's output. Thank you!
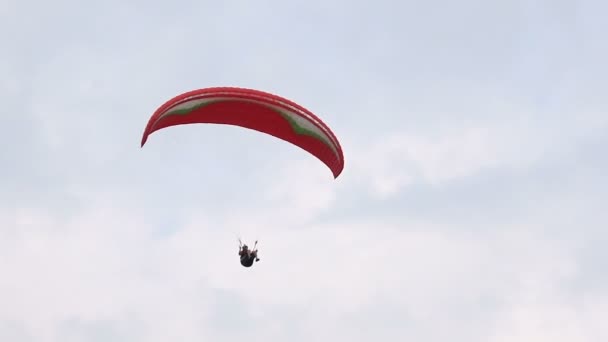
[489, 295, 608, 342]
[347, 120, 537, 197]
[1, 168, 606, 341]
[344, 84, 608, 198]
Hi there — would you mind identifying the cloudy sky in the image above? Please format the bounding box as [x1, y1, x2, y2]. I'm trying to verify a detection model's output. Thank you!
[2, 0, 607, 341]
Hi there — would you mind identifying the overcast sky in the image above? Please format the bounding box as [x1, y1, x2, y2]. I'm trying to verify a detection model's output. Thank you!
[2, 0, 607, 341]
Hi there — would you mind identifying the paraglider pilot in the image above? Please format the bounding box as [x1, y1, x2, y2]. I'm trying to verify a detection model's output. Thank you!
[239, 242, 260, 267]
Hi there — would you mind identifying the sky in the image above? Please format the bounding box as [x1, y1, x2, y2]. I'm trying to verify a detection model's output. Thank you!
[1, 0, 607, 341]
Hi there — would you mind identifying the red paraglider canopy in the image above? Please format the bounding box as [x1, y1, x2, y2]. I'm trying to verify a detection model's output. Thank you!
[141, 87, 344, 178]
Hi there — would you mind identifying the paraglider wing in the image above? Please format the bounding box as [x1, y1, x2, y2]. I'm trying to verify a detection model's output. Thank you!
[140, 87, 344, 178]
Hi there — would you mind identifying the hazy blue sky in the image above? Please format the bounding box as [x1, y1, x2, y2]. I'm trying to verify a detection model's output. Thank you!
[2, 0, 607, 341]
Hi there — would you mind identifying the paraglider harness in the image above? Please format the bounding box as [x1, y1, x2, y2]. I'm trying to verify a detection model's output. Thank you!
[239, 240, 260, 267]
